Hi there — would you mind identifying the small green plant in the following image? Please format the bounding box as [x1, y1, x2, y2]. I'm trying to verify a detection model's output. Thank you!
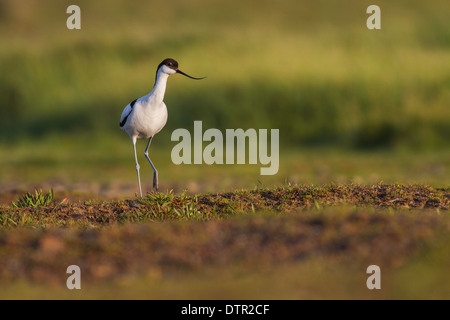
[12, 188, 54, 208]
[144, 189, 176, 205]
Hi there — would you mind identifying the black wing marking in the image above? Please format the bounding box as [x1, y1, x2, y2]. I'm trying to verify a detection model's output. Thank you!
[119, 99, 137, 127]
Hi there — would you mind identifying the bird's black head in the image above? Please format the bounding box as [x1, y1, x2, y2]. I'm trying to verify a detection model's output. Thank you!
[156, 58, 205, 81]
[158, 58, 179, 72]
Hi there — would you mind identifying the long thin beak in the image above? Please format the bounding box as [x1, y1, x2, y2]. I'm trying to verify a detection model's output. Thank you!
[176, 69, 206, 80]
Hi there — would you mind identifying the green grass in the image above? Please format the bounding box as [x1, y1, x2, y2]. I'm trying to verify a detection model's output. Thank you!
[1, 0, 448, 195]
[1, 184, 448, 228]
[12, 188, 54, 208]
[1, 0, 449, 150]
[0, 142, 448, 202]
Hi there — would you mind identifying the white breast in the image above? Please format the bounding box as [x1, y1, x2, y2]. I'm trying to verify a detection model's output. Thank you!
[121, 99, 168, 139]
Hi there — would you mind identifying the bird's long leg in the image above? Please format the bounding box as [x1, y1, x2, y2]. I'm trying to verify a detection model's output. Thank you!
[132, 138, 143, 197]
[144, 137, 159, 191]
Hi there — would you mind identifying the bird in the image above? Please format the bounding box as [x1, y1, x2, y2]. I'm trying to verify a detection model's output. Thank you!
[119, 58, 205, 197]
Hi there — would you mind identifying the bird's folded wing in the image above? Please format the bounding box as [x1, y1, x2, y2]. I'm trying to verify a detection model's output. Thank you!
[119, 99, 137, 127]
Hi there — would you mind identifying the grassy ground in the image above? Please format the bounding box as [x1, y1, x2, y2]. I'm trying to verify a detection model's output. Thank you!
[1, 143, 448, 203]
[0, 184, 449, 299]
[1, 0, 449, 149]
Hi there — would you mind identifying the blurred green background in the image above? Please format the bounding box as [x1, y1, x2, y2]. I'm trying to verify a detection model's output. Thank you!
[0, 0, 449, 196]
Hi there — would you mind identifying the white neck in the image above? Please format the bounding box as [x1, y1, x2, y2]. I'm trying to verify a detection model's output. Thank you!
[149, 70, 169, 105]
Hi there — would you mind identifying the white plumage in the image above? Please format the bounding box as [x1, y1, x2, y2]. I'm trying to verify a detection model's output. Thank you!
[120, 58, 204, 197]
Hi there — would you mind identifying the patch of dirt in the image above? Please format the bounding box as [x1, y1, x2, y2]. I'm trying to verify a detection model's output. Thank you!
[0, 184, 448, 285]
[0, 207, 448, 285]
